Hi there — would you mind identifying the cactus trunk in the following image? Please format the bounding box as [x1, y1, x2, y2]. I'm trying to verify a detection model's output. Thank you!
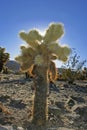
[32, 66, 48, 126]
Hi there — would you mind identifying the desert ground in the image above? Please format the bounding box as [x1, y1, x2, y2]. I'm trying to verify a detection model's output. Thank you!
[0, 73, 87, 130]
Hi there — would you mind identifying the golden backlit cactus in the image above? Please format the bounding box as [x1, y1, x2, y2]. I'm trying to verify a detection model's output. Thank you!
[15, 22, 71, 127]
[62, 46, 71, 56]
[49, 61, 57, 81]
[47, 42, 62, 54]
[50, 54, 58, 60]
[47, 42, 71, 62]
[44, 23, 64, 43]
[16, 23, 71, 70]
[27, 30, 43, 42]
[34, 55, 44, 66]
[19, 31, 27, 41]
[19, 30, 42, 49]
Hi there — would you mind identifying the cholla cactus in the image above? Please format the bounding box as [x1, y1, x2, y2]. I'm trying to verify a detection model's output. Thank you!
[19, 30, 42, 48]
[0, 47, 10, 72]
[15, 23, 71, 126]
[34, 55, 44, 66]
[43, 23, 64, 43]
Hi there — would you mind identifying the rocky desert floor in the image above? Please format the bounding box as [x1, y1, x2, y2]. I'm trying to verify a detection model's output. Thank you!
[0, 73, 87, 130]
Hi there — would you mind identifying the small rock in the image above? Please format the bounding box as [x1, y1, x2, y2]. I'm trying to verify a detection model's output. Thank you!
[74, 106, 87, 121]
[17, 127, 24, 130]
[55, 101, 65, 109]
[71, 96, 85, 103]
[48, 106, 62, 116]
[63, 84, 69, 88]
[58, 127, 75, 130]
[67, 98, 75, 108]
[0, 95, 10, 103]
[9, 99, 26, 109]
[0, 126, 7, 130]
[0, 125, 12, 130]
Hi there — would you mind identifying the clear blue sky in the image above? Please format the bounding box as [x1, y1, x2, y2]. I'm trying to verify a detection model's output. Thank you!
[0, 0, 87, 67]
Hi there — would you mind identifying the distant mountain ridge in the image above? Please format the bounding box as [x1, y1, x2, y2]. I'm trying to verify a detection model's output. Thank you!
[6, 60, 20, 72]
[6, 60, 63, 73]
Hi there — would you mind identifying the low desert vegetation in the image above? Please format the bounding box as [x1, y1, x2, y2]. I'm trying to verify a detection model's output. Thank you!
[60, 49, 87, 83]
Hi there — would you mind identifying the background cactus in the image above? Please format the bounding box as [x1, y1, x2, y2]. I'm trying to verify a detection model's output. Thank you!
[15, 23, 71, 127]
[0, 47, 10, 72]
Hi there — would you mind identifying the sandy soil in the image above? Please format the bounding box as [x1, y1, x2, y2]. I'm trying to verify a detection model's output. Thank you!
[0, 74, 87, 130]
